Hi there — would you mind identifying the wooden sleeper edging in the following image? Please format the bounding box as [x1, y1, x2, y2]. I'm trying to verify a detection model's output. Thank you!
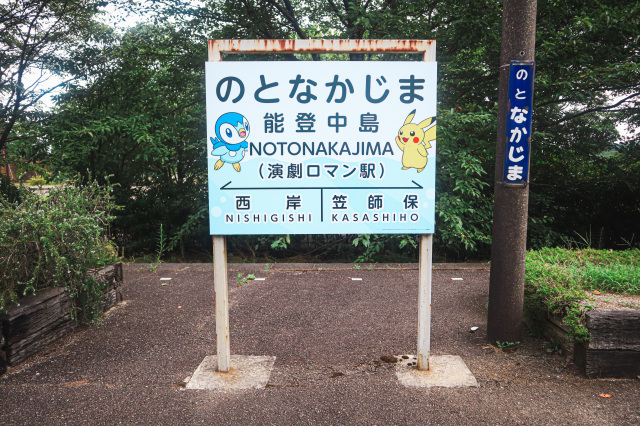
[0, 262, 123, 371]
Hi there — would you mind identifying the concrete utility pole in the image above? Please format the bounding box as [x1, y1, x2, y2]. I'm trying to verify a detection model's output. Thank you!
[487, 0, 538, 343]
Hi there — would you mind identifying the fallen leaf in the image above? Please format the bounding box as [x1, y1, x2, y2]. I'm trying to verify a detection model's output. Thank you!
[593, 290, 601, 295]
[599, 393, 612, 398]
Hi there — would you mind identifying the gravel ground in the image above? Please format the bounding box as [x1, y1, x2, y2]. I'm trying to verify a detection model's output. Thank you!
[1, 263, 638, 425]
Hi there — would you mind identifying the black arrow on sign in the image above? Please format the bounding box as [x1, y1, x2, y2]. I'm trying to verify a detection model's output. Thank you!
[219, 180, 423, 190]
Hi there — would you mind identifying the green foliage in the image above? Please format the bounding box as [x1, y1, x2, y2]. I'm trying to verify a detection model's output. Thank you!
[148, 223, 167, 273]
[6, 0, 637, 262]
[0, 174, 22, 203]
[237, 273, 246, 286]
[528, 0, 640, 248]
[236, 273, 255, 286]
[527, 247, 640, 268]
[0, 0, 112, 152]
[352, 234, 418, 263]
[495, 341, 521, 351]
[524, 248, 640, 342]
[227, 234, 347, 262]
[129, 2, 501, 259]
[26, 176, 47, 186]
[434, 109, 494, 258]
[0, 180, 118, 323]
[156, 224, 167, 264]
[48, 24, 209, 256]
[271, 235, 291, 250]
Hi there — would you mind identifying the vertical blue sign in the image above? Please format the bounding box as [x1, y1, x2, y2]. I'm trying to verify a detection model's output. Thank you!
[503, 61, 535, 186]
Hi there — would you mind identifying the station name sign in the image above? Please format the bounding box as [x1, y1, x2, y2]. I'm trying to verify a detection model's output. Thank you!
[503, 61, 535, 186]
[205, 61, 437, 235]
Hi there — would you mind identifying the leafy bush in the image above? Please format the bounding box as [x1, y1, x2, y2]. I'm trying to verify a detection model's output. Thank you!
[226, 233, 418, 264]
[47, 24, 209, 258]
[0, 180, 118, 322]
[434, 108, 494, 258]
[524, 248, 640, 342]
[26, 176, 47, 186]
[352, 234, 417, 263]
[0, 174, 22, 203]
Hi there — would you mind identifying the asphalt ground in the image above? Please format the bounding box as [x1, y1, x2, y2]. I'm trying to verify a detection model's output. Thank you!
[1, 263, 639, 425]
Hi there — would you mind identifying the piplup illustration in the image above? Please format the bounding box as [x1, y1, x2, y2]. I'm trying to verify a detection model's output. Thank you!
[395, 110, 436, 173]
[210, 112, 250, 172]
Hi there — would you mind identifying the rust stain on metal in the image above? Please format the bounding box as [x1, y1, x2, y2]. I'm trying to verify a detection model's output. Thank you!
[208, 39, 436, 59]
[216, 366, 239, 381]
[416, 354, 430, 371]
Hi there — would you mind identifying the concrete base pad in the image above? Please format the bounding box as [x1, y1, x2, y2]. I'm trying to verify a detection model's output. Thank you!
[396, 355, 478, 388]
[186, 355, 276, 390]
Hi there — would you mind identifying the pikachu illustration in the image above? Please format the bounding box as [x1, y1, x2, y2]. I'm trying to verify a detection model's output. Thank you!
[395, 110, 436, 173]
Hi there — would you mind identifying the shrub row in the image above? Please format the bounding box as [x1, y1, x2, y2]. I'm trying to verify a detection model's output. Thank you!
[0, 179, 118, 323]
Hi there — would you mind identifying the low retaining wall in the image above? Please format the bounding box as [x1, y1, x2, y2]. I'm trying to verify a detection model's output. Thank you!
[574, 310, 640, 378]
[542, 309, 640, 378]
[0, 262, 123, 372]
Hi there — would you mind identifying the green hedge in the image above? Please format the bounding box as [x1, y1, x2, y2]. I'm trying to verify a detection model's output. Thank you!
[524, 248, 640, 342]
[0, 180, 118, 323]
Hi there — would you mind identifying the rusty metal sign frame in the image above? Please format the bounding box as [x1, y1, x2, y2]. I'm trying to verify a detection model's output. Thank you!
[208, 39, 435, 62]
[209, 39, 436, 373]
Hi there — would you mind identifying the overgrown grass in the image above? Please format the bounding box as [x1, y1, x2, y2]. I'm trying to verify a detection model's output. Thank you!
[527, 248, 640, 269]
[524, 248, 640, 342]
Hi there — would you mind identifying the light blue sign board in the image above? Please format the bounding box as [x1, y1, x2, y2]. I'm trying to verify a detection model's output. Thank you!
[503, 61, 535, 185]
[206, 61, 437, 235]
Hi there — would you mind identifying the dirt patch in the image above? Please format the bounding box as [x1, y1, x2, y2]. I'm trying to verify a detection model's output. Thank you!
[587, 292, 640, 310]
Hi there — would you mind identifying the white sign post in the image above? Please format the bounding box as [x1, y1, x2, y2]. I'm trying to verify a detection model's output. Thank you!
[205, 40, 437, 382]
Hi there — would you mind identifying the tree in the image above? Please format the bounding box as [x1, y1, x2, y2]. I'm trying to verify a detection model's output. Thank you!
[44, 0, 640, 258]
[0, 0, 111, 153]
[48, 24, 209, 255]
[528, 0, 640, 248]
[139, 0, 501, 258]
[175, 0, 640, 253]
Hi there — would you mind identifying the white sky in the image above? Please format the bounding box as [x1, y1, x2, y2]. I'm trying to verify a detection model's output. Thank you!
[31, 3, 145, 109]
